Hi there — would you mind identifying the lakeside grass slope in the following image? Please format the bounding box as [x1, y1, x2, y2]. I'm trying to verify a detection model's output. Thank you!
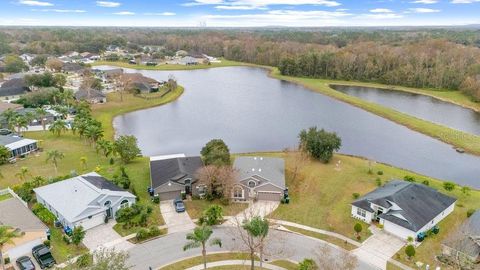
[92, 59, 250, 71]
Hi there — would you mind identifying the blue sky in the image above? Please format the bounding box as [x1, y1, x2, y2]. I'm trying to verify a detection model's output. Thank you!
[1, 0, 479, 27]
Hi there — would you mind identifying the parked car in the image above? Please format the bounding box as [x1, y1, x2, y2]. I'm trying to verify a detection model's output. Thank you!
[16, 256, 36, 270]
[173, 198, 185, 213]
[32, 244, 56, 269]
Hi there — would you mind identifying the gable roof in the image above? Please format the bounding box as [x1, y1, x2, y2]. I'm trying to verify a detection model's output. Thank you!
[0, 196, 47, 232]
[150, 155, 203, 189]
[353, 180, 457, 232]
[443, 211, 480, 258]
[0, 78, 29, 97]
[34, 172, 135, 223]
[0, 135, 37, 150]
[234, 156, 285, 190]
[75, 89, 106, 100]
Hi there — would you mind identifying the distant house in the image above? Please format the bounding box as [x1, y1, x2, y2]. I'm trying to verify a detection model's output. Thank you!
[442, 210, 480, 264]
[0, 135, 38, 159]
[75, 89, 107, 104]
[34, 172, 136, 230]
[351, 180, 456, 240]
[0, 102, 22, 114]
[62, 62, 84, 74]
[0, 192, 48, 259]
[233, 156, 286, 201]
[179, 56, 199, 66]
[121, 73, 161, 93]
[103, 68, 123, 82]
[0, 78, 30, 100]
[20, 53, 35, 64]
[175, 50, 189, 57]
[150, 154, 204, 201]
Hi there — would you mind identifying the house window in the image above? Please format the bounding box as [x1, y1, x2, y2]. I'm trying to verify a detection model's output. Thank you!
[248, 181, 256, 188]
[120, 199, 129, 208]
[357, 208, 366, 218]
[233, 187, 243, 198]
[104, 201, 111, 207]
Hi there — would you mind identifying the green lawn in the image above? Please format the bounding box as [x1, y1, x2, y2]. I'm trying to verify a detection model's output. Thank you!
[282, 225, 357, 251]
[386, 262, 404, 270]
[270, 69, 480, 156]
[50, 227, 88, 263]
[92, 58, 251, 71]
[159, 253, 256, 270]
[262, 151, 479, 268]
[0, 193, 12, 202]
[269, 260, 298, 270]
[184, 199, 248, 220]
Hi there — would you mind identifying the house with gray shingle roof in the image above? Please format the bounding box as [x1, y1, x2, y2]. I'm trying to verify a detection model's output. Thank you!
[233, 156, 286, 201]
[351, 180, 456, 240]
[34, 172, 136, 230]
[442, 210, 480, 264]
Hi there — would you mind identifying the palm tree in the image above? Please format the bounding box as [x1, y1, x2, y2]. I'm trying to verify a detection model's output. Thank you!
[243, 216, 270, 269]
[13, 115, 28, 134]
[1, 109, 19, 131]
[183, 225, 222, 270]
[80, 156, 87, 170]
[60, 89, 74, 105]
[0, 226, 23, 270]
[15, 166, 30, 182]
[46, 150, 64, 175]
[54, 105, 69, 119]
[84, 124, 104, 146]
[49, 120, 68, 136]
[96, 139, 114, 158]
[35, 107, 48, 131]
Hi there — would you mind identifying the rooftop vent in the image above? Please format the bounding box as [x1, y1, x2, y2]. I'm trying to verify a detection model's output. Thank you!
[260, 157, 263, 160]
[259, 168, 262, 172]
[254, 157, 257, 160]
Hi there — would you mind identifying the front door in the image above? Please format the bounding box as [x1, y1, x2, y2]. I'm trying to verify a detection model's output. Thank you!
[106, 208, 112, 219]
[185, 179, 192, 195]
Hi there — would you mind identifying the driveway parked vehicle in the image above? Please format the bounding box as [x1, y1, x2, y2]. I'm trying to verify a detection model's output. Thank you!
[32, 244, 56, 269]
[173, 198, 185, 213]
[16, 256, 36, 270]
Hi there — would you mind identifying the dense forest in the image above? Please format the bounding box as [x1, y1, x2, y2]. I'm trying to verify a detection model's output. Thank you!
[1, 27, 479, 100]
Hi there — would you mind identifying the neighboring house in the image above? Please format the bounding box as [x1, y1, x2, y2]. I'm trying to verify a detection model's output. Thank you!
[103, 68, 123, 82]
[442, 210, 480, 264]
[121, 73, 160, 93]
[179, 56, 199, 65]
[0, 102, 22, 114]
[175, 50, 189, 57]
[0, 135, 38, 158]
[351, 180, 456, 240]
[75, 88, 107, 104]
[0, 78, 30, 100]
[233, 156, 286, 201]
[62, 62, 84, 74]
[20, 53, 35, 64]
[0, 192, 48, 259]
[150, 154, 204, 201]
[34, 172, 136, 230]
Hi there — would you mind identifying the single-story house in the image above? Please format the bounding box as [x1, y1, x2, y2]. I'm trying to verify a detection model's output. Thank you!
[0, 102, 22, 114]
[75, 88, 107, 104]
[0, 135, 38, 159]
[120, 73, 161, 93]
[442, 210, 480, 264]
[351, 180, 456, 240]
[0, 192, 48, 259]
[150, 154, 204, 201]
[233, 156, 286, 201]
[0, 78, 30, 100]
[20, 53, 35, 64]
[179, 56, 199, 65]
[34, 172, 136, 230]
[62, 62, 84, 74]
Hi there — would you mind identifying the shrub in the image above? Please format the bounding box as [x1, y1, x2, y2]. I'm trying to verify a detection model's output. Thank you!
[422, 180, 430, 186]
[32, 203, 56, 225]
[354, 223, 362, 235]
[76, 253, 93, 268]
[43, 240, 51, 247]
[407, 236, 414, 243]
[298, 258, 318, 270]
[298, 127, 341, 163]
[219, 197, 230, 206]
[71, 226, 86, 246]
[152, 195, 160, 204]
[135, 228, 150, 241]
[443, 182, 456, 191]
[149, 226, 161, 237]
[146, 206, 153, 214]
[404, 175, 415, 182]
[405, 245, 415, 259]
[467, 209, 476, 218]
[352, 193, 360, 199]
[63, 234, 71, 244]
[461, 186, 471, 195]
[376, 178, 382, 187]
[4, 257, 10, 265]
[377, 170, 383, 175]
[201, 204, 224, 225]
[112, 167, 131, 189]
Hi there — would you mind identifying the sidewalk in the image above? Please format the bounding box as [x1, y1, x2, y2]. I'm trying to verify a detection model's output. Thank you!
[185, 260, 286, 270]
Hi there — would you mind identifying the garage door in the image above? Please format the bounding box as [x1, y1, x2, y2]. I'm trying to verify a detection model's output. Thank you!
[6, 239, 43, 259]
[76, 213, 105, 230]
[160, 190, 181, 201]
[257, 192, 281, 201]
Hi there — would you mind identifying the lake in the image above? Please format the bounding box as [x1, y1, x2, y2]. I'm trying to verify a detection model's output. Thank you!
[96, 66, 480, 188]
[331, 84, 480, 136]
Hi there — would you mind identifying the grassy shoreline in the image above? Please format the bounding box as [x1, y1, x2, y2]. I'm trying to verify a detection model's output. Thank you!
[269, 68, 480, 156]
[91, 59, 253, 71]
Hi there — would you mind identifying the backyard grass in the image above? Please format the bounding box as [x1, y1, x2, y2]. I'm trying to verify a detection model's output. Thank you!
[269, 260, 299, 270]
[92, 58, 250, 71]
[386, 262, 404, 270]
[185, 199, 248, 220]
[207, 266, 269, 270]
[0, 193, 12, 201]
[270, 69, 480, 156]
[282, 225, 358, 251]
[50, 227, 88, 263]
[159, 253, 255, 270]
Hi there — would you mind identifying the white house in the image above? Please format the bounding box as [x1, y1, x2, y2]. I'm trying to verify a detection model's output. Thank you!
[0, 135, 38, 159]
[34, 172, 136, 230]
[351, 180, 456, 240]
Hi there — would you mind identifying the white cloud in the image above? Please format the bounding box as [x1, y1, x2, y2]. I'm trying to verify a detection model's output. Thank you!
[113, 11, 135, 15]
[34, 9, 86, 13]
[144, 12, 176, 16]
[18, 0, 53, 6]
[451, 0, 480, 3]
[184, 0, 341, 9]
[361, 13, 403, 19]
[411, 0, 438, 3]
[370, 8, 393, 13]
[96, 1, 121, 7]
[408, 7, 440, 13]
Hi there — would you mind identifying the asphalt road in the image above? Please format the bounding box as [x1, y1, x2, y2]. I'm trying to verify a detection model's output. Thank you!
[127, 226, 378, 270]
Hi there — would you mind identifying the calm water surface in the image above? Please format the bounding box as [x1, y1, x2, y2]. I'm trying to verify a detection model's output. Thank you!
[331, 85, 480, 135]
[96, 66, 480, 188]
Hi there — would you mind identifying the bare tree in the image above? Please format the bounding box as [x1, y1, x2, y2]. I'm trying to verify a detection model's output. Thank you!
[286, 147, 309, 183]
[112, 73, 132, 102]
[442, 218, 479, 269]
[196, 165, 237, 200]
[313, 243, 358, 270]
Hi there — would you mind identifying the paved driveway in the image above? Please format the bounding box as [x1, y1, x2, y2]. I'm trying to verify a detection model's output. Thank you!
[127, 227, 377, 270]
[226, 200, 279, 225]
[353, 227, 405, 270]
[160, 200, 195, 233]
[83, 222, 134, 251]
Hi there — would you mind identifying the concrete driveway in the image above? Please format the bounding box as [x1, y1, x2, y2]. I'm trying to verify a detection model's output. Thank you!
[160, 200, 195, 233]
[226, 200, 279, 225]
[83, 221, 134, 251]
[353, 226, 405, 270]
